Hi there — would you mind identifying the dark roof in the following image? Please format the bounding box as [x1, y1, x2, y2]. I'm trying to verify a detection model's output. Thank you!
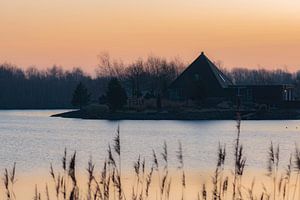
[170, 52, 233, 88]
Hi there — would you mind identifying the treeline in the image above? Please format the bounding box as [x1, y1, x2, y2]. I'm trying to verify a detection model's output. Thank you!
[1, 54, 300, 109]
[0, 64, 95, 109]
[222, 67, 298, 85]
[0, 54, 185, 109]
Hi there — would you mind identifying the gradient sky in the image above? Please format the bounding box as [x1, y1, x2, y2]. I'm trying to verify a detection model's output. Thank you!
[1, 0, 300, 73]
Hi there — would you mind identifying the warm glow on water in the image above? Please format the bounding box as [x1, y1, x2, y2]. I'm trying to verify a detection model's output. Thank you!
[1, 0, 300, 72]
[2, 170, 280, 200]
[0, 110, 300, 173]
[1, 110, 300, 199]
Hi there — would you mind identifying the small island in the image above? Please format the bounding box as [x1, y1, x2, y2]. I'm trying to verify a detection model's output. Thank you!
[53, 53, 300, 120]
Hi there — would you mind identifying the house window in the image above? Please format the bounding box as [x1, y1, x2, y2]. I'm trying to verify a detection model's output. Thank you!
[284, 89, 288, 101]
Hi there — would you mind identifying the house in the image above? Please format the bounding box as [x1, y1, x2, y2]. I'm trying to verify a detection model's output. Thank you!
[228, 84, 294, 105]
[168, 52, 233, 101]
[167, 52, 295, 106]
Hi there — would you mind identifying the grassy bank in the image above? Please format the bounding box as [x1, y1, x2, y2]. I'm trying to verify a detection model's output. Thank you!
[52, 105, 300, 120]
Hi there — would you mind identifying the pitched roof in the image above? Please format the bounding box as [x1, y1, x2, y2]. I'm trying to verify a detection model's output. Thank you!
[170, 52, 233, 88]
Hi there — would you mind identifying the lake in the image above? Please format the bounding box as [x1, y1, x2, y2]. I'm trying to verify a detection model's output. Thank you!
[0, 110, 300, 175]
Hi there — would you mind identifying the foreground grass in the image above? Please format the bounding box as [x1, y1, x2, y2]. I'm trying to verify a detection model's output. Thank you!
[3, 119, 300, 200]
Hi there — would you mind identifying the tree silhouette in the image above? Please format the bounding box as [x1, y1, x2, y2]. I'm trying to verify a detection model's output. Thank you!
[71, 82, 90, 109]
[106, 78, 127, 112]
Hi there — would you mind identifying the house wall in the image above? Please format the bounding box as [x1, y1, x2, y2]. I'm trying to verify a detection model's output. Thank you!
[168, 68, 228, 101]
[228, 85, 294, 105]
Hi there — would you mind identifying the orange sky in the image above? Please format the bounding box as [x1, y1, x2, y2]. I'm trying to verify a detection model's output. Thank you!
[1, 0, 300, 74]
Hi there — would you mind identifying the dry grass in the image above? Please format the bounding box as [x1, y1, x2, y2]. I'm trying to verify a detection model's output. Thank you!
[3, 117, 300, 200]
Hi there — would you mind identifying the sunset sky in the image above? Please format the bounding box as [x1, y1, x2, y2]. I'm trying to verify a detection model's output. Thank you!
[1, 0, 300, 73]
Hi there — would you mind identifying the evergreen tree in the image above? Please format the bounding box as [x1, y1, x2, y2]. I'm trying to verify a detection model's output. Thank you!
[71, 82, 90, 109]
[106, 78, 127, 111]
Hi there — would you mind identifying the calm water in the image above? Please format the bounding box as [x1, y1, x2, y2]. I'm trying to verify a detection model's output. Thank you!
[0, 110, 300, 174]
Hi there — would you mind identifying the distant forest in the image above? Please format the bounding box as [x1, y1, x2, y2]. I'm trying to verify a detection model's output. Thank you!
[1, 53, 300, 109]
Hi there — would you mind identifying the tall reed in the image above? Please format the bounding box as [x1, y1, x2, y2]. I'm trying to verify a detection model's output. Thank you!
[267, 142, 279, 200]
[176, 141, 185, 200]
[233, 112, 246, 200]
[213, 143, 226, 200]
[3, 125, 300, 200]
[293, 145, 300, 200]
[113, 125, 122, 200]
[3, 162, 16, 200]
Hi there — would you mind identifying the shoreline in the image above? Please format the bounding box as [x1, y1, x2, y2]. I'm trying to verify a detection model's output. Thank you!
[51, 108, 300, 120]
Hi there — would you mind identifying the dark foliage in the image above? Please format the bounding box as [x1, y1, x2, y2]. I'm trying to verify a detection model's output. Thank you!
[71, 82, 90, 109]
[2, 54, 300, 109]
[106, 78, 127, 111]
[0, 64, 101, 109]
